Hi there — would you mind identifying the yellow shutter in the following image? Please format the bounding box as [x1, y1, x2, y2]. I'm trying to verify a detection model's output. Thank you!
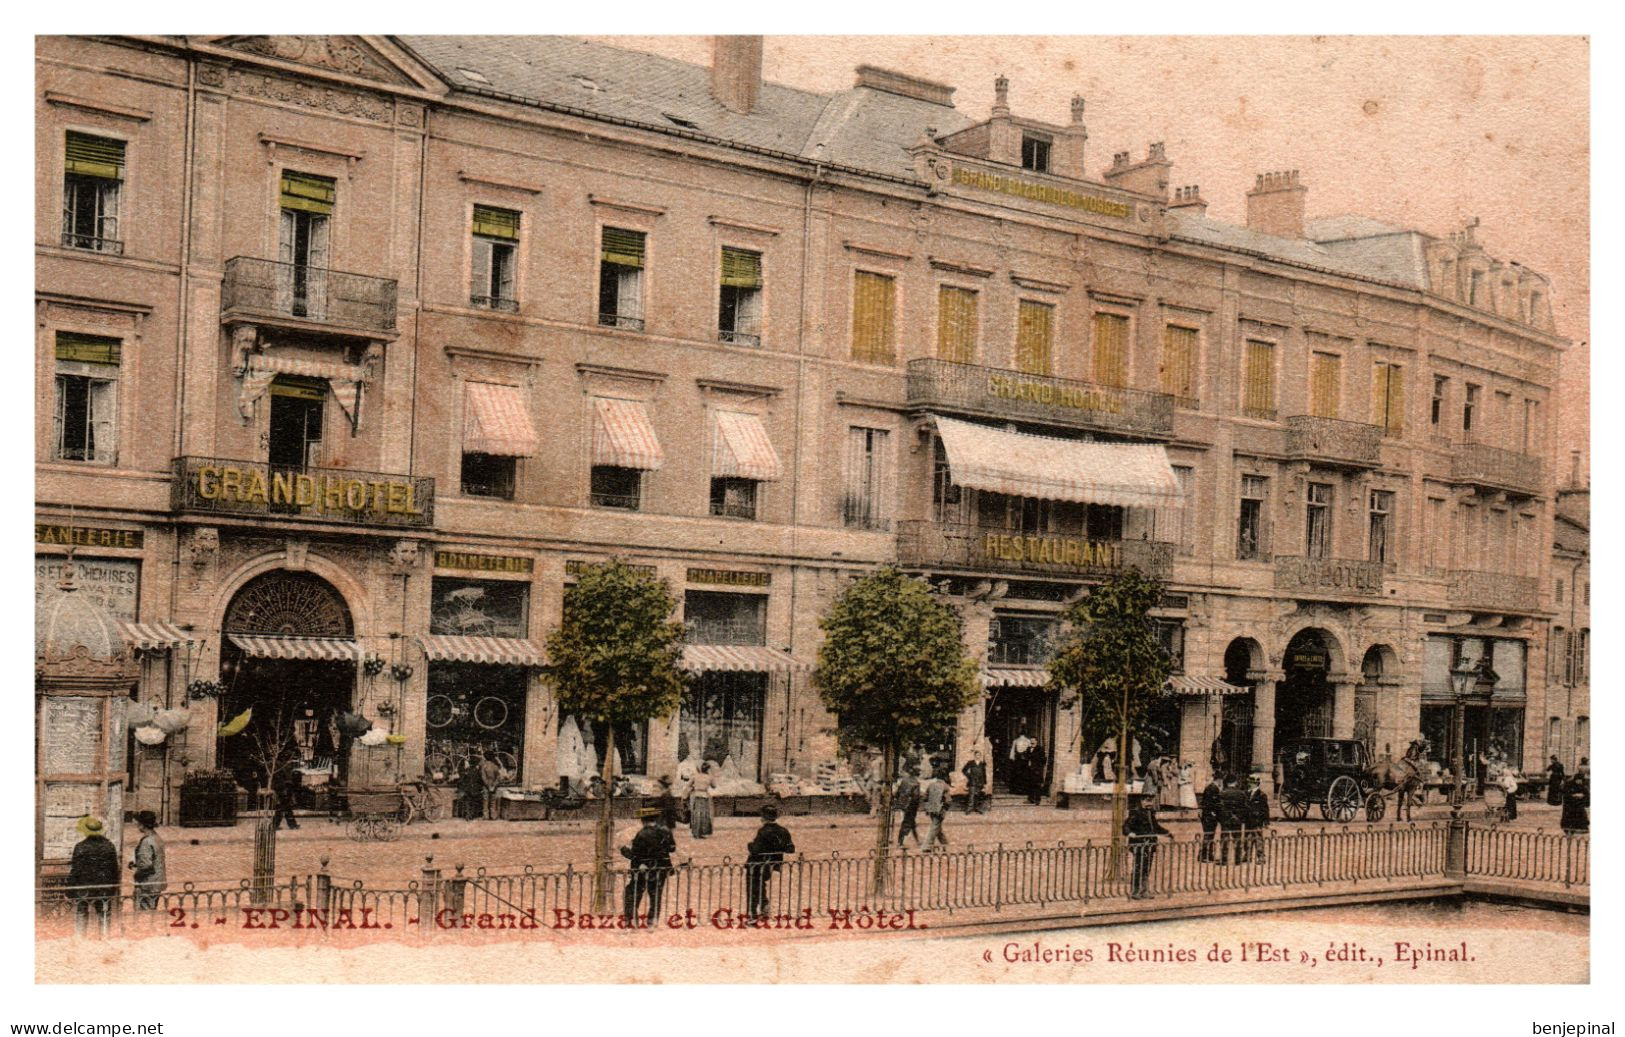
[1093, 312, 1129, 387]
[1016, 301, 1053, 375]
[1244, 340, 1275, 417]
[1161, 325, 1197, 402]
[936, 286, 978, 364]
[1374, 362, 1405, 436]
[851, 271, 896, 364]
[1310, 353, 1341, 418]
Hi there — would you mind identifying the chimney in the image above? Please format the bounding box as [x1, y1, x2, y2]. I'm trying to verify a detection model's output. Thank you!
[1169, 185, 1208, 216]
[1101, 142, 1172, 200]
[992, 74, 1011, 117]
[1246, 170, 1307, 238]
[711, 36, 763, 114]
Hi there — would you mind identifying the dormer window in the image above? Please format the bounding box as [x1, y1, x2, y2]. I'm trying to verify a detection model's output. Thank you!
[1021, 134, 1051, 173]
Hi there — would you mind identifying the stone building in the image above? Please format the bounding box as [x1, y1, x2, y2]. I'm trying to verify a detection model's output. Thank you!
[1546, 452, 1589, 771]
[35, 35, 1569, 819]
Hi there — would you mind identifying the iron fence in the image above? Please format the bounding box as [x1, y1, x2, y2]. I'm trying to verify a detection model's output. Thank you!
[1466, 825, 1589, 888]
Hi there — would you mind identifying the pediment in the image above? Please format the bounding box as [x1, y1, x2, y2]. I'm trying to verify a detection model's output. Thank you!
[205, 35, 444, 93]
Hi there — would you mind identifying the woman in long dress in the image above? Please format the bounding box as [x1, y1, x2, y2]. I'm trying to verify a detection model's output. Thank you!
[689, 761, 715, 839]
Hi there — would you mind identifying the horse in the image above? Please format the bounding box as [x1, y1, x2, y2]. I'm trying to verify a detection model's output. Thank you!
[1366, 738, 1429, 821]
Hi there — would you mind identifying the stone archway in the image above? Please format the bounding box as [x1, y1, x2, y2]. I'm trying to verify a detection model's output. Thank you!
[1275, 627, 1345, 744]
[1215, 637, 1266, 775]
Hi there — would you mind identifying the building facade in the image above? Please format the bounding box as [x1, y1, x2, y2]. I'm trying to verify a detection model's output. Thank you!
[1546, 456, 1589, 772]
[35, 35, 1570, 827]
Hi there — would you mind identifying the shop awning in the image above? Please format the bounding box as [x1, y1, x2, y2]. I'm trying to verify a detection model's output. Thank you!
[712, 411, 781, 481]
[593, 398, 664, 471]
[982, 667, 1051, 688]
[228, 634, 361, 661]
[933, 414, 1181, 508]
[463, 382, 538, 457]
[681, 645, 809, 673]
[418, 634, 546, 667]
[121, 622, 200, 652]
[1166, 675, 1250, 697]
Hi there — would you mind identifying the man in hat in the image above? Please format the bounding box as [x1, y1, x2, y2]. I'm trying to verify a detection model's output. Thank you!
[1122, 793, 1171, 899]
[1198, 772, 1222, 862]
[620, 807, 676, 927]
[745, 804, 796, 922]
[271, 757, 300, 831]
[128, 811, 166, 911]
[921, 764, 951, 852]
[479, 752, 503, 820]
[67, 816, 120, 936]
[962, 750, 988, 814]
[895, 763, 922, 847]
[1217, 773, 1249, 864]
[1243, 771, 1271, 864]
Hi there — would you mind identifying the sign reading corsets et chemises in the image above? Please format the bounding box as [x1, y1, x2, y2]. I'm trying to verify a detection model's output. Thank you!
[434, 551, 534, 574]
[687, 568, 771, 588]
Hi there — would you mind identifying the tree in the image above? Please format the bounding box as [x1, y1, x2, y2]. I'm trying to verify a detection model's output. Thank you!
[1047, 568, 1172, 864]
[545, 560, 688, 913]
[813, 566, 980, 893]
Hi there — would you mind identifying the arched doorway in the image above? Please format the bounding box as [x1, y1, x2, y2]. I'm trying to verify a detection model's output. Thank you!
[1277, 629, 1336, 742]
[1357, 645, 1396, 755]
[1219, 637, 1263, 775]
[217, 570, 356, 797]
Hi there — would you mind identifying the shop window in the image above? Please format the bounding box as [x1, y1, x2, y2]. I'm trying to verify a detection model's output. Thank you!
[680, 672, 767, 781]
[461, 452, 516, 500]
[842, 426, 890, 529]
[598, 227, 646, 330]
[559, 714, 649, 779]
[424, 663, 527, 784]
[471, 205, 520, 311]
[685, 590, 766, 646]
[709, 477, 758, 520]
[52, 332, 120, 464]
[590, 465, 642, 511]
[1237, 475, 1267, 560]
[718, 246, 763, 346]
[430, 577, 530, 638]
[1306, 482, 1333, 559]
[62, 132, 123, 253]
[1020, 134, 1051, 173]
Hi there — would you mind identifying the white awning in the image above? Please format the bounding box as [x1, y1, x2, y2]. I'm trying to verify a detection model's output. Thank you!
[712, 411, 782, 481]
[228, 634, 361, 661]
[593, 398, 665, 471]
[418, 634, 546, 667]
[934, 414, 1181, 508]
[681, 645, 809, 673]
[121, 622, 200, 652]
[1166, 675, 1250, 697]
[463, 382, 538, 457]
[982, 667, 1051, 688]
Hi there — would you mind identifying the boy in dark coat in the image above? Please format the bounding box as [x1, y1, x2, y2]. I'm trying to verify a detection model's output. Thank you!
[620, 808, 677, 927]
[1122, 794, 1171, 899]
[746, 804, 796, 921]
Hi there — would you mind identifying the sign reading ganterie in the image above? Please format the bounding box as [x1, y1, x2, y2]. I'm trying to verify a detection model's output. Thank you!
[173, 458, 433, 529]
[435, 551, 533, 575]
[687, 568, 771, 588]
[36, 524, 144, 550]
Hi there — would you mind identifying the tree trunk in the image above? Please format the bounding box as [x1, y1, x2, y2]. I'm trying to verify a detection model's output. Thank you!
[592, 725, 616, 914]
[871, 744, 896, 897]
[1109, 690, 1130, 879]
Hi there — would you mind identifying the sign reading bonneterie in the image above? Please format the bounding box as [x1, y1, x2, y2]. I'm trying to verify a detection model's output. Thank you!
[173, 457, 434, 528]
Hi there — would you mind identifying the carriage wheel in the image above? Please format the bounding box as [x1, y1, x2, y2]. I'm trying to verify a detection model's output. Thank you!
[1365, 791, 1386, 823]
[373, 817, 402, 841]
[1323, 776, 1361, 823]
[346, 817, 372, 842]
[1280, 792, 1310, 820]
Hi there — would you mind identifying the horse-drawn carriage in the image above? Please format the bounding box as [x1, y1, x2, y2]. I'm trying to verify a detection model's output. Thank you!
[1276, 737, 1428, 824]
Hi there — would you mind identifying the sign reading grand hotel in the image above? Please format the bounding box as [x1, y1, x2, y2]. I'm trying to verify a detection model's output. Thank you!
[986, 373, 1126, 416]
[950, 166, 1133, 218]
[173, 457, 434, 528]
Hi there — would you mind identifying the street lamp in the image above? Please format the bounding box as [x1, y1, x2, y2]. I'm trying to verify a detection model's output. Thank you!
[1449, 660, 1477, 808]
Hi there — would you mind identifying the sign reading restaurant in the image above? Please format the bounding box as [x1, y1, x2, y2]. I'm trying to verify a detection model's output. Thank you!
[981, 532, 1123, 572]
[173, 457, 433, 528]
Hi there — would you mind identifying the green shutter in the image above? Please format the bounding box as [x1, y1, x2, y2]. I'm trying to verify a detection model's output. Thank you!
[64, 133, 125, 180]
[280, 171, 336, 216]
[55, 332, 122, 366]
[601, 227, 645, 268]
[720, 247, 762, 289]
[270, 375, 328, 401]
[473, 205, 520, 240]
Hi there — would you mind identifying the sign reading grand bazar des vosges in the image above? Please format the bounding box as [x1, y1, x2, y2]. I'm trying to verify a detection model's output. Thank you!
[173, 457, 434, 528]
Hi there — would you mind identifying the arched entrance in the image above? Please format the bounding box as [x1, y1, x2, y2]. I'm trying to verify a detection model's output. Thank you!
[217, 570, 357, 796]
[1357, 645, 1396, 755]
[1276, 629, 1336, 741]
[1219, 637, 1263, 775]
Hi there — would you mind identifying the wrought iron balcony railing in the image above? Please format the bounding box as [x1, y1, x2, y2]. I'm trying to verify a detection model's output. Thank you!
[1451, 443, 1544, 497]
[172, 456, 433, 529]
[1283, 415, 1384, 469]
[1447, 569, 1540, 613]
[905, 358, 1175, 438]
[221, 257, 398, 337]
[1273, 555, 1385, 597]
[896, 519, 1174, 579]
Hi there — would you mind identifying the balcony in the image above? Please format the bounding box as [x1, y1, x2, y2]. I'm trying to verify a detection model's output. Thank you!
[172, 456, 433, 529]
[1273, 556, 1384, 598]
[1448, 569, 1540, 613]
[1451, 443, 1544, 497]
[906, 358, 1174, 439]
[221, 257, 398, 339]
[896, 520, 1174, 579]
[1283, 415, 1383, 469]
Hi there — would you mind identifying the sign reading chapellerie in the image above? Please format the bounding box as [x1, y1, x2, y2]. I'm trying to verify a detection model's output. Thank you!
[950, 166, 1133, 219]
[687, 568, 771, 588]
[36, 524, 143, 550]
[173, 458, 433, 528]
[434, 551, 533, 574]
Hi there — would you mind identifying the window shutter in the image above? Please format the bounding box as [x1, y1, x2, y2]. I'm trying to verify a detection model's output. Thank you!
[89, 377, 117, 464]
[470, 238, 492, 299]
[473, 205, 520, 240]
[1385, 365, 1405, 435]
[601, 227, 646, 268]
[851, 272, 895, 363]
[1016, 301, 1053, 375]
[53, 376, 65, 458]
[1092, 313, 1129, 387]
[280, 171, 336, 215]
[936, 286, 978, 364]
[65, 132, 125, 180]
[1245, 340, 1275, 416]
[55, 332, 122, 366]
[1161, 325, 1197, 401]
[1310, 353, 1341, 418]
[720, 247, 762, 289]
[497, 245, 516, 299]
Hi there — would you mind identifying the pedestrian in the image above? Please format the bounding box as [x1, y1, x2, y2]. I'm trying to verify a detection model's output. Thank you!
[66, 816, 120, 937]
[1015, 734, 1046, 804]
[1560, 764, 1589, 835]
[456, 756, 484, 820]
[1198, 773, 1222, 862]
[895, 765, 921, 847]
[619, 807, 676, 928]
[688, 761, 714, 839]
[271, 758, 300, 831]
[921, 764, 951, 852]
[745, 804, 796, 922]
[962, 751, 988, 814]
[1545, 755, 1566, 807]
[1141, 756, 1162, 813]
[479, 752, 502, 820]
[1218, 774, 1248, 865]
[1498, 768, 1520, 821]
[1244, 773, 1270, 863]
[1122, 793, 1171, 899]
[128, 810, 166, 911]
[654, 775, 680, 831]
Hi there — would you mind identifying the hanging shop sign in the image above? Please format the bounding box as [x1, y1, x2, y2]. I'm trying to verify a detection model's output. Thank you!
[434, 551, 533, 575]
[687, 568, 771, 588]
[35, 524, 143, 550]
[173, 457, 433, 529]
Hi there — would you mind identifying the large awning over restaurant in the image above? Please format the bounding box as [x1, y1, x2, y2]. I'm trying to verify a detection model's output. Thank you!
[227, 634, 362, 661]
[933, 414, 1181, 508]
[463, 382, 539, 457]
[418, 634, 546, 667]
[680, 645, 809, 673]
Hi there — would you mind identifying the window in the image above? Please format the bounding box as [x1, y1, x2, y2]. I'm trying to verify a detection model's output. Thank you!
[278, 171, 335, 320]
[1427, 498, 1445, 570]
[1522, 398, 1541, 454]
[1431, 375, 1448, 429]
[470, 205, 519, 311]
[1306, 482, 1333, 559]
[1368, 490, 1394, 564]
[932, 440, 964, 523]
[62, 133, 124, 253]
[936, 286, 979, 363]
[1020, 135, 1051, 173]
[685, 591, 767, 646]
[52, 332, 120, 464]
[1309, 352, 1341, 419]
[1016, 300, 1054, 376]
[1166, 465, 1195, 554]
[843, 427, 890, 529]
[1092, 312, 1130, 388]
[1237, 475, 1267, 560]
[851, 271, 896, 364]
[461, 453, 515, 499]
[709, 477, 758, 520]
[1161, 325, 1198, 407]
[1555, 578, 1564, 604]
[1372, 361, 1404, 437]
[598, 227, 646, 330]
[1154, 619, 1186, 672]
[718, 247, 763, 346]
[267, 376, 325, 469]
[1242, 339, 1276, 418]
[590, 465, 641, 510]
[1562, 629, 1575, 686]
[1579, 629, 1589, 683]
[1550, 628, 1565, 681]
[989, 614, 1059, 666]
[1463, 383, 1479, 437]
[1085, 503, 1123, 541]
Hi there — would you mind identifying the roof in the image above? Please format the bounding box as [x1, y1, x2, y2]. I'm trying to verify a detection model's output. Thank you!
[1170, 210, 1430, 290]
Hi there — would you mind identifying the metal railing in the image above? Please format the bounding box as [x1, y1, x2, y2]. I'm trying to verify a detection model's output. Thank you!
[718, 329, 761, 348]
[1451, 443, 1544, 496]
[222, 256, 398, 336]
[1466, 825, 1589, 888]
[1447, 569, 1540, 613]
[906, 358, 1175, 438]
[598, 313, 645, 331]
[896, 519, 1175, 578]
[61, 232, 124, 255]
[470, 295, 519, 313]
[1284, 415, 1383, 468]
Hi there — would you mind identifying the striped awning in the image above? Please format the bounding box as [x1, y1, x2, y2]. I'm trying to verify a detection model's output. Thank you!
[418, 635, 546, 667]
[228, 634, 361, 661]
[463, 382, 538, 457]
[982, 667, 1052, 688]
[247, 353, 364, 383]
[1166, 675, 1249, 697]
[121, 622, 200, 652]
[713, 411, 782, 481]
[681, 644, 809, 673]
[593, 398, 664, 471]
[934, 414, 1181, 509]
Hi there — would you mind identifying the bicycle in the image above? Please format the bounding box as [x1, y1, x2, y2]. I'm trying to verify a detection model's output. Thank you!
[400, 780, 449, 824]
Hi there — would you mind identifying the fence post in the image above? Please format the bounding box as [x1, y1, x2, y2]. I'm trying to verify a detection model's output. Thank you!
[1445, 810, 1468, 879]
[446, 864, 468, 921]
[315, 856, 333, 917]
[994, 843, 1004, 913]
[252, 816, 277, 906]
[420, 856, 440, 934]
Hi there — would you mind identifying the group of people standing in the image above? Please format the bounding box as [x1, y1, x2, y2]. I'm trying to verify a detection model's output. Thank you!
[1549, 755, 1591, 834]
[1197, 772, 1271, 867]
[893, 758, 957, 852]
[64, 811, 166, 936]
[618, 803, 794, 927]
